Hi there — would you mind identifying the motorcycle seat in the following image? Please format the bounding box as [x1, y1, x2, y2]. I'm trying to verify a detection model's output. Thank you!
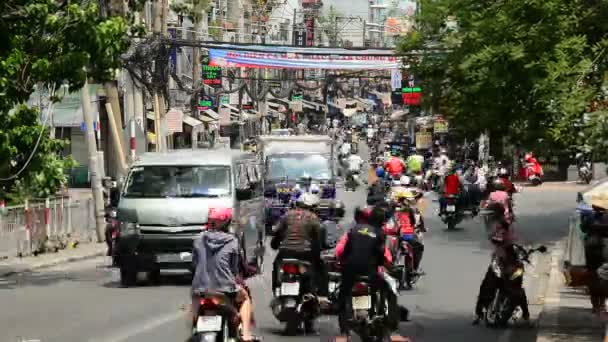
[354, 275, 370, 282]
[281, 259, 312, 267]
[193, 290, 234, 301]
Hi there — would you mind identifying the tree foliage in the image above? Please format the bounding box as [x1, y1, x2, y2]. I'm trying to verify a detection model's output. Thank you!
[0, 0, 130, 202]
[317, 5, 343, 46]
[398, 0, 608, 157]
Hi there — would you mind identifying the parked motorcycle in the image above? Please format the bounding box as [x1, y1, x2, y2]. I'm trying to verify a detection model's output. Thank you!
[484, 245, 547, 327]
[520, 161, 543, 186]
[578, 161, 593, 184]
[270, 259, 321, 335]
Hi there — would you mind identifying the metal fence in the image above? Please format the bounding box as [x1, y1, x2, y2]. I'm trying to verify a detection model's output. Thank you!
[0, 197, 96, 259]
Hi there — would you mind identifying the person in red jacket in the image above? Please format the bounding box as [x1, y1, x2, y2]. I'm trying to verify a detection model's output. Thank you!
[384, 154, 406, 179]
[440, 167, 462, 213]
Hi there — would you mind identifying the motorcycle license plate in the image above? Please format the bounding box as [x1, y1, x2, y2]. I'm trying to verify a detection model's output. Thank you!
[281, 282, 300, 296]
[352, 296, 371, 310]
[447, 205, 456, 212]
[196, 315, 222, 332]
[156, 253, 192, 263]
[328, 282, 338, 293]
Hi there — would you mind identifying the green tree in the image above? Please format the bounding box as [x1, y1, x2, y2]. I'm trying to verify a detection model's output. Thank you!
[398, 0, 608, 157]
[317, 5, 343, 46]
[0, 0, 130, 202]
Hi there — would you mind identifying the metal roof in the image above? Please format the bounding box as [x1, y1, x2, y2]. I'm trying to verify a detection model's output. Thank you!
[133, 148, 252, 166]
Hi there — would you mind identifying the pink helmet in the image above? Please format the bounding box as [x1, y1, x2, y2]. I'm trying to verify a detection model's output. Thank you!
[208, 207, 233, 231]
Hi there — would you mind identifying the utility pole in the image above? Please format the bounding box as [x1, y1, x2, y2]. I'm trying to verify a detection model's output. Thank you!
[80, 80, 105, 243]
[292, 9, 297, 46]
[362, 20, 366, 47]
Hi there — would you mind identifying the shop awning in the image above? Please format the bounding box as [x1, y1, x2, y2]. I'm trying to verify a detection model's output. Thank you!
[183, 115, 203, 127]
[221, 103, 240, 113]
[390, 110, 407, 120]
[200, 115, 215, 123]
[201, 109, 219, 121]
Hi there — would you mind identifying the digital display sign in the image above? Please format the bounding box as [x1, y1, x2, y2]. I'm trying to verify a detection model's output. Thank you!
[202, 65, 222, 87]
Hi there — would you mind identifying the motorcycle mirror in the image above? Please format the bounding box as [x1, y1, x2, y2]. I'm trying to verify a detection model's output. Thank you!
[537, 245, 548, 253]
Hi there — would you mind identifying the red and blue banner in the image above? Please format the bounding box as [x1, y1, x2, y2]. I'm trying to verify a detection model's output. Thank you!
[208, 47, 402, 70]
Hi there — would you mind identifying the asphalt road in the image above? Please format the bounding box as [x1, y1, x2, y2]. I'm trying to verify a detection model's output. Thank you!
[0, 153, 582, 342]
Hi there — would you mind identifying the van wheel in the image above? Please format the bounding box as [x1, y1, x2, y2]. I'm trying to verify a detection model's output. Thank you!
[120, 263, 137, 287]
[148, 268, 161, 285]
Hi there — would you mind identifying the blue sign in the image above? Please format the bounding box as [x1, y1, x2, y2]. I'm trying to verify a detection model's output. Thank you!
[80, 122, 98, 132]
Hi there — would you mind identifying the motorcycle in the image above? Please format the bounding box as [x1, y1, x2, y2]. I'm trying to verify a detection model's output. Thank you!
[484, 245, 547, 327]
[384, 211, 424, 290]
[521, 162, 543, 186]
[270, 259, 320, 335]
[578, 161, 593, 184]
[322, 254, 342, 315]
[441, 194, 464, 230]
[340, 271, 400, 342]
[104, 207, 119, 266]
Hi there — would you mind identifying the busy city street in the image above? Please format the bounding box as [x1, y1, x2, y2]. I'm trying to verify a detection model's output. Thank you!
[4, 0, 608, 341]
[0, 145, 579, 342]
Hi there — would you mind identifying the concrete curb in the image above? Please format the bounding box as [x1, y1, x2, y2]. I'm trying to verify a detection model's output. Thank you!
[0, 247, 105, 277]
[535, 239, 565, 342]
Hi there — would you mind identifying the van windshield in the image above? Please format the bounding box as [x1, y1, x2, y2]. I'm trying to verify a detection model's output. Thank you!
[267, 154, 331, 180]
[123, 165, 231, 198]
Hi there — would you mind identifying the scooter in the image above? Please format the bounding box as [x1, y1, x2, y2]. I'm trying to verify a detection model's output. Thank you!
[578, 161, 593, 184]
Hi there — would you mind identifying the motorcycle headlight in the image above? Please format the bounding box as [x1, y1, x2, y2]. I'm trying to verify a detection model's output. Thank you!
[120, 222, 139, 236]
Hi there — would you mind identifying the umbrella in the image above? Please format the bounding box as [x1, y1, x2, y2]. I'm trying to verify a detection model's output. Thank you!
[582, 179, 608, 209]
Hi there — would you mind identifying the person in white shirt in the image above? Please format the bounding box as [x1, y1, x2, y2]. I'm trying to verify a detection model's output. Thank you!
[345, 154, 364, 190]
[347, 154, 363, 173]
[340, 142, 352, 158]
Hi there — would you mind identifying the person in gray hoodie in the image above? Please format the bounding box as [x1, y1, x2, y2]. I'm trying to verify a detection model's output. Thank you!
[191, 208, 257, 341]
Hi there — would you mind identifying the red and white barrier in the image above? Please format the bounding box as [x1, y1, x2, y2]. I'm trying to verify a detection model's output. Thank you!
[130, 119, 136, 161]
[45, 197, 51, 237]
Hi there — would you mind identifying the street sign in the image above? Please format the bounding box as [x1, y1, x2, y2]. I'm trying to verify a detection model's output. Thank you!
[433, 119, 449, 133]
[290, 101, 303, 112]
[220, 95, 229, 105]
[202, 64, 222, 88]
[415, 132, 432, 149]
[166, 109, 183, 133]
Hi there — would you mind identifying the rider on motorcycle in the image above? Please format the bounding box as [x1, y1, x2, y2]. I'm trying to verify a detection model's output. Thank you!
[368, 167, 389, 205]
[405, 148, 424, 176]
[439, 167, 463, 214]
[384, 153, 406, 179]
[486, 179, 514, 224]
[473, 229, 530, 325]
[191, 208, 257, 341]
[270, 193, 327, 314]
[335, 206, 401, 334]
[390, 190, 425, 274]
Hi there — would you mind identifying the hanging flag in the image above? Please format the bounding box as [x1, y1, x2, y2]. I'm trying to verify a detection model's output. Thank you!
[391, 70, 402, 90]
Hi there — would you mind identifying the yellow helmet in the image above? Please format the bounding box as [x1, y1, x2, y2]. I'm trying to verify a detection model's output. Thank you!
[393, 189, 416, 203]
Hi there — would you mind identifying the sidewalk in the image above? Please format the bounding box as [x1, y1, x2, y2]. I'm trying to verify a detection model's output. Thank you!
[536, 239, 606, 342]
[0, 242, 105, 277]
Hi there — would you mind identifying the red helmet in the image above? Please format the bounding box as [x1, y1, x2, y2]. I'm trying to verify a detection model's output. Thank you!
[208, 208, 233, 231]
[354, 206, 373, 223]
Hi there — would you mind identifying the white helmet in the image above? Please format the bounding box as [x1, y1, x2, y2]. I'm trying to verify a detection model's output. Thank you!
[298, 192, 320, 207]
[310, 183, 321, 194]
[400, 175, 411, 186]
